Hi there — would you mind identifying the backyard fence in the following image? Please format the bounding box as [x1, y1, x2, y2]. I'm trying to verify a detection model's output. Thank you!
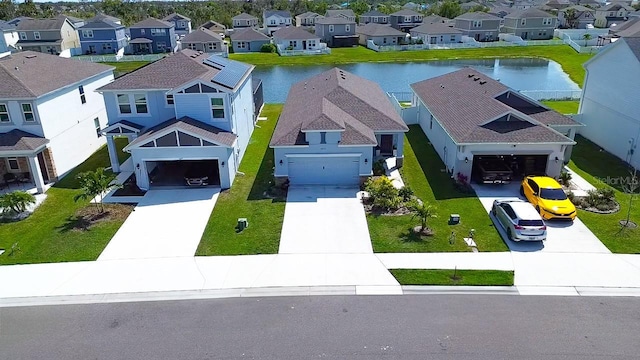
[520, 90, 582, 101]
[276, 44, 331, 56]
[74, 54, 167, 62]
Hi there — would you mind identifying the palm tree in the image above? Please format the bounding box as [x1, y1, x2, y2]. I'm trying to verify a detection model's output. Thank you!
[0, 191, 36, 215]
[410, 200, 437, 232]
[582, 33, 592, 46]
[74, 168, 120, 213]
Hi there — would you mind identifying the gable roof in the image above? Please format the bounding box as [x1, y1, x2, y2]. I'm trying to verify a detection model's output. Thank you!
[130, 17, 173, 29]
[16, 17, 68, 31]
[315, 17, 355, 25]
[559, 5, 594, 13]
[422, 14, 449, 24]
[0, 129, 48, 153]
[181, 28, 223, 43]
[356, 23, 406, 37]
[97, 50, 253, 92]
[6, 17, 32, 26]
[78, 18, 123, 30]
[0, 51, 113, 99]
[201, 20, 227, 30]
[455, 12, 502, 21]
[623, 37, 640, 62]
[410, 68, 578, 145]
[231, 27, 270, 41]
[233, 13, 258, 21]
[91, 13, 121, 24]
[296, 12, 322, 19]
[505, 8, 554, 19]
[126, 116, 237, 150]
[271, 68, 408, 147]
[325, 9, 356, 18]
[600, 3, 633, 12]
[611, 17, 640, 38]
[264, 10, 292, 19]
[163, 13, 191, 22]
[411, 22, 462, 34]
[0, 20, 15, 31]
[390, 9, 422, 16]
[273, 26, 320, 40]
[361, 10, 388, 17]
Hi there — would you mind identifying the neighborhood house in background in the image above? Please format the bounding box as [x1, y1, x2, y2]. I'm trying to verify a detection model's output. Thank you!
[77, 14, 127, 56]
[127, 17, 176, 55]
[15, 16, 80, 56]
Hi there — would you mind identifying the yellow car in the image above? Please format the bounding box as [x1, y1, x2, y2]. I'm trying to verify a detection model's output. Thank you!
[520, 176, 577, 221]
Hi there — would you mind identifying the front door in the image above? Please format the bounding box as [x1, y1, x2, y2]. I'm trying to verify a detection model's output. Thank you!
[37, 152, 50, 183]
[303, 40, 307, 50]
[380, 135, 394, 155]
[522, 32, 528, 40]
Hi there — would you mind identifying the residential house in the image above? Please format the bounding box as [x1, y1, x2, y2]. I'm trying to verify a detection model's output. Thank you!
[6, 17, 33, 27]
[356, 23, 406, 46]
[232, 13, 259, 29]
[272, 27, 322, 52]
[180, 28, 226, 54]
[200, 20, 227, 35]
[96, 50, 258, 191]
[163, 13, 192, 35]
[128, 17, 176, 54]
[609, 17, 640, 38]
[410, 23, 463, 44]
[324, 10, 356, 22]
[15, 17, 80, 56]
[64, 15, 86, 29]
[0, 51, 114, 193]
[263, 10, 293, 35]
[296, 12, 323, 27]
[578, 33, 640, 170]
[315, 17, 358, 47]
[454, 12, 502, 41]
[409, 68, 580, 181]
[389, 9, 424, 32]
[502, 8, 557, 40]
[544, 0, 572, 10]
[77, 16, 127, 55]
[359, 10, 389, 25]
[575, 0, 600, 8]
[489, 6, 515, 20]
[422, 15, 450, 24]
[461, 1, 483, 12]
[231, 27, 271, 53]
[0, 21, 19, 54]
[270, 68, 408, 186]
[595, 3, 634, 28]
[558, 5, 596, 29]
[92, 13, 122, 25]
[403, 2, 421, 11]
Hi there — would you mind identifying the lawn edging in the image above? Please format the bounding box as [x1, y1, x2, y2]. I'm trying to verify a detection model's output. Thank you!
[390, 269, 515, 286]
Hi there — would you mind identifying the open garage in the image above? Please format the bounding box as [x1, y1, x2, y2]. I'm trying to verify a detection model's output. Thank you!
[287, 156, 360, 186]
[147, 160, 220, 187]
[471, 154, 549, 184]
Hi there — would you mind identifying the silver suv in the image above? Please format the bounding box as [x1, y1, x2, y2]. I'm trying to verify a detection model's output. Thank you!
[491, 198, 547, 242]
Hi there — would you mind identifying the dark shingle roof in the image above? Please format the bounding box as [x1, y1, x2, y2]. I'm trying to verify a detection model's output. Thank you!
[411, 23, 462, 34]
[422, 15, 449, 24]
[410, 68, 577, 144]
[390, 9, 422, 16]
[612, 18, 640, 38]
[91, 13, 121, 24]
[455, 12, 502, 21]
[296, 12, 322, 19]
[315, 17, 355, 25]
[0, 129, 48, 152]
[233, 13, 258, 20]
[16, 17, 67, 31]
[201, 20, 226, 30]
[181, 28, 223, 43]
[623, 37, 640, 62]
[163, 13, 191, 22]
[129, 38, 154, 44]
[361, 10, 387, 17]
[127, 116, 237, 148]
[0, 20, 15, 31]
[325, 9, 355, 18]
[231, 27, 270, 41]
[505, 8, 554, 19]
[356, 23, 406, 37]
[273, 26, 319, 40]
[0, 51, 113, 98]
[271, 68, 408, 147]
[78, 18, 122, 30]
[130, 17, 173, 29]
[264, 10, 291, 18]
[6, 17, 32, 26]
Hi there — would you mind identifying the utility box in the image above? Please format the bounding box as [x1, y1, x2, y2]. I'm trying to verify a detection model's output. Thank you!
[237, 218, 248, 231]
[449, 214, 460, 225]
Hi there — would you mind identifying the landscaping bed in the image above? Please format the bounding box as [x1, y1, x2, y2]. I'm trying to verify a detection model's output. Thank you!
[390, 269, 514, 286]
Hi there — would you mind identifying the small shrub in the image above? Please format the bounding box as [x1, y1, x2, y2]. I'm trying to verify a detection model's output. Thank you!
[566, 190, 575, 202]
[596, 203, 610, 211]
[399, 186, 414, 201]
[365, 176, 402, 210]
[559, 171, 572, 187]
[586, 189, 604, 207]
[0, 191, 36, 215]
[597, 188, 615, 201]
[260, 43, 276, 53]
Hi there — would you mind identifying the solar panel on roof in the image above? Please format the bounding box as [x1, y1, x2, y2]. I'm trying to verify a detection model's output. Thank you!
[203, 55, 251, 90]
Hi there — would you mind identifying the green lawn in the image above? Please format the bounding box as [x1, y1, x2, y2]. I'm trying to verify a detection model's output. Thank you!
[0, 139, 130, 265]
[390, 269, 514, 286]
[368, 126, 508, 253]
[542, 100, 580, 114]
[231, 45, 592, 85]
[568, 135, 640, 253]
[196, 104, 285, 255]
[101, 61, 152, 77]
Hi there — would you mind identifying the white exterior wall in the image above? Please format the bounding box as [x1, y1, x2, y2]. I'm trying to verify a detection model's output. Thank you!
[578, 40, 640, 170]
[416, 101, 457, 172]
[229, 76, 255, 166]
[37, 71, 114, 177]
[2, 30, 19, 52]
[0, 100, 44, 136]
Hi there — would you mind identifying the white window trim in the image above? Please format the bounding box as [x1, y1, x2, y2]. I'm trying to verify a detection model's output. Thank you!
[329, 24, 334, 33]
[166, 94, 174, 106]
[79, 85, 86, 104]
[0, 103, 10, 123]
[21, 103, 35, 123]
[345, 24, 350, 32]
[7, 158, 20, 171]
[117, 94, 132, 114]
[83, 30, 94, 38]
[19, 32, 27, 40]
[94, 117, 102, 137]
[211, 97, 225, 119]
[34, 31, 40, 40]
[134, 94, 148, 114]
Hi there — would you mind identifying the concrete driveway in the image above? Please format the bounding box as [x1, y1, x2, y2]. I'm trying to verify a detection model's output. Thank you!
[473, 183, 611, 254]
[279, 186, 373, 254]
[98, 188, 220, 261]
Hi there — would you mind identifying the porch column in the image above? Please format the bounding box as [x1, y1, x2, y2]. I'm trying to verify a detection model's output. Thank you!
[106, 136, 120, 173]
[27, 155, 45, 194]
[396, 133, 405, 167]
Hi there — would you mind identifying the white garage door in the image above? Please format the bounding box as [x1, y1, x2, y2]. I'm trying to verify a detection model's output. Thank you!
[288, 156, 360, 185]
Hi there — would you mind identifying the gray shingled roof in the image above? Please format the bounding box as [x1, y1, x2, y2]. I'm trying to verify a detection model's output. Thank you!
[16, 17, 67, 31]
[264, 10, 291, 18]
[422, 15, 449, 24]
[201, 20, 226, 30]
[6, 17, 32, 26]
[129, 38, 154, 44]
[356, 23, 406, 37]
[0, 51, 113, 99]
[273, 26, 320, 40]
[78, 18, 122, 30]
[0, 129, 48, 152]
[233, 13, 258, 20]
[315, 17, 355, 25]
[128, 116, 237, 148]
[181, 28, 223, 43]
[390, 9, 421, 16]
[410, 69, 577, 144]
[91, 13, 121, 24]
[271, 68, 408, 147]
[612, 18, 640, 38]
[623, 37, 640, 62]
[231, 27, 270, 41]
[361, 10, 387, 17]
[297, 12, 322, 19]
[325, 9, 355, 18]
[163, 13, 191, 22]
[601, 3, 633, 11]
[411, 22, 462, 34]
[455, 12, 502, 21]
[505, 8, 554, 19]
[130, 17, 173, 29]
[0, 20, 15, 31]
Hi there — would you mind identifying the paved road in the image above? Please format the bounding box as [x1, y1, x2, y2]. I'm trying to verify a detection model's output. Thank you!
[2, 295, 639, 359]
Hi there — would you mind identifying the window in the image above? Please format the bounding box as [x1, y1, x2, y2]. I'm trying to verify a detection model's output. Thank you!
[7, 158, 19, 171]
[94, 117, 101, 137]
[140, 29, 146, 35]
[270, 19, 276, 25]
[21, 103, 34, 122]
[34, 31, 40, 40]
[237, 41, 246, 49]
[542, 18, 553, 25]
[289, 40, 297, 47]
[117, 94, 131, 114]
[521, 18, 526, 26]
[404, 16, 411, 23]
[609, 12, 613, 16]
[207, 42, 217, 51]
[373, 16, 378, 22]
[157, 42, 166, 51]
[134, 94, 148, 113]
[211, 98, 224, 118]
[102, 43, 113, 51]
[178, 21, 185, 28]
[345, 24, 350, 32]
[450, 35, 456, 41]
[187, 43, 197, 50]
[329, 25, 334, 33]
[166, 94, 174, 105]
[0, 104, 9, 123]
[151, 28, 166, 36]
[79, 85, 86, 104]
[19, 32, 27, 40]
[320, 132, 326, 144]
[82, 30, 94, 38]
[473, 20, 482, 28]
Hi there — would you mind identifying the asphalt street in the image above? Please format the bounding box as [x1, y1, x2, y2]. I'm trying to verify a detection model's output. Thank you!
[1, 295, 639, 359]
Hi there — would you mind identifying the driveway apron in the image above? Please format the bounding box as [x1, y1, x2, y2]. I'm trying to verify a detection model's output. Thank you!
[98, 188, 220, 261]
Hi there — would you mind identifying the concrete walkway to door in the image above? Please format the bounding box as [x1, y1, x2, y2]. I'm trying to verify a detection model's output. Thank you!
[98, 188, 220, 261]
[279, 186, 373, 254]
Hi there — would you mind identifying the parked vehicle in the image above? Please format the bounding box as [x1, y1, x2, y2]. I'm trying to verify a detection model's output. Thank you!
[492, 198, 547, 241]
[520, 176, 577, 220]
[184, 162, 211, 186]
[475, 157, 514, 184]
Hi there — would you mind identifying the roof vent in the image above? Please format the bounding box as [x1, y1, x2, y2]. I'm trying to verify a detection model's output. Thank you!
[479, 80, 487, 85]
[14, 66, 19, 71]
[473, 77, 480, 81]
[468, 74, 474, 78]
[440, 84, 444, 89]
[25, 54, 37, 59]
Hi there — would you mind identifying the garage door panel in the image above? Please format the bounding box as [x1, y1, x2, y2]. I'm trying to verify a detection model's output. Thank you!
[288, 157, 360, 185]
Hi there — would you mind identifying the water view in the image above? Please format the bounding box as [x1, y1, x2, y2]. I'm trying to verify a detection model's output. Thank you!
[253, 58, 581, 103]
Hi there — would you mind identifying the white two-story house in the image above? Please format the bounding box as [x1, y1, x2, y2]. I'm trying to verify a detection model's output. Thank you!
[0, 51, 113, 193]
[97, 50, 257, 191]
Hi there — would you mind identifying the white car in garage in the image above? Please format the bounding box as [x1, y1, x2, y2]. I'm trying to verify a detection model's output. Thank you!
[491, 198, 547, 241]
